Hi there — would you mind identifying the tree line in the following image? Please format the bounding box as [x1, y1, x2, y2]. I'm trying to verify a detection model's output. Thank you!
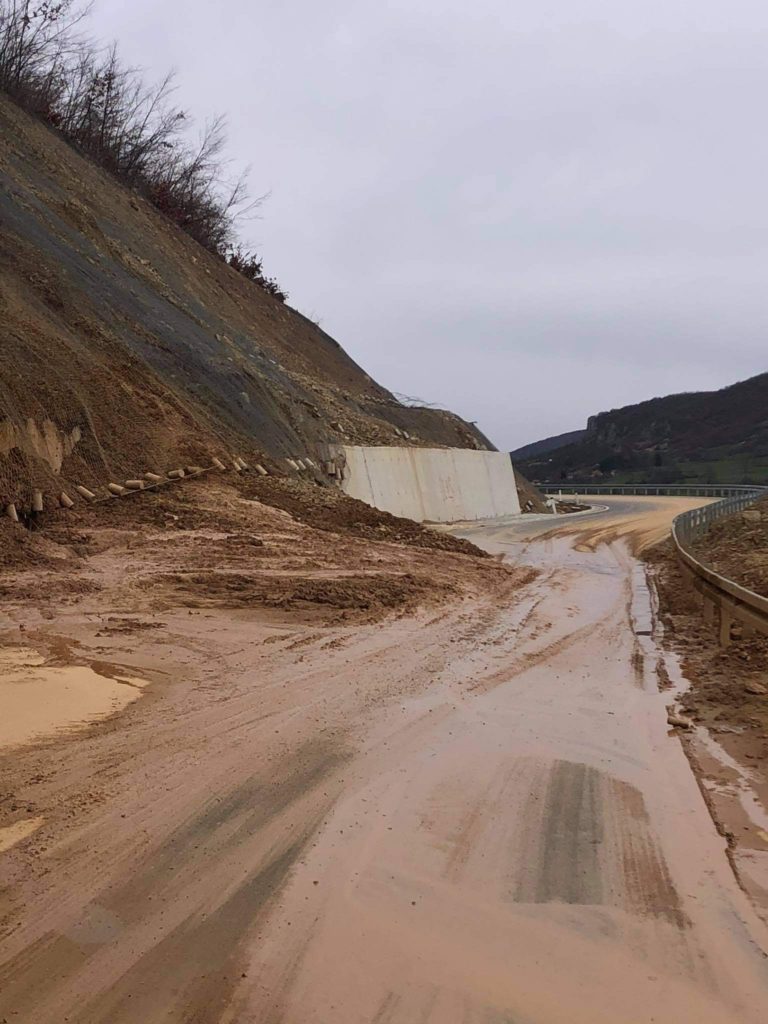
[0, 0, 286, 300]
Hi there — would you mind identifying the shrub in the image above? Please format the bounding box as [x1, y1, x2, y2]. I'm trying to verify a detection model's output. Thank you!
[0, 0, 286, 300]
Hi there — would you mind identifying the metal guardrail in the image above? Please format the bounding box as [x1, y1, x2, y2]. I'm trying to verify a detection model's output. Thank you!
[540, 482, 768, 645]
[541, 483, 765, 498]
[671, 489, 768, 645]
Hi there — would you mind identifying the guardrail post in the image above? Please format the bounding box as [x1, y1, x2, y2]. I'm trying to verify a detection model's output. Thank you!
[719, 607, 733, 647]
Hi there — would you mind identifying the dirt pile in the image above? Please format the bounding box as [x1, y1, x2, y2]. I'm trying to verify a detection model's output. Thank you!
[648, 541, 768, 732]
[515, 470, 550, 514]
[0, 93, 491, 507]
[0, 477, 516, 623]
[689, 497, 768, 595]
[238, 477, 487, 557]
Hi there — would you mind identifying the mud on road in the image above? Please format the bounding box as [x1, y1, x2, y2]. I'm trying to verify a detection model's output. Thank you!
[1, 492, 768, 1022]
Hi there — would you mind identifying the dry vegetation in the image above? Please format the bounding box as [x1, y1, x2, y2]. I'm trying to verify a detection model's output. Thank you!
[0, 0, 285, 297]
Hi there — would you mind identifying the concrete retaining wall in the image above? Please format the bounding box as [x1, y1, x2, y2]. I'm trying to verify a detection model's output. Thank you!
[331, 445, 521, 523]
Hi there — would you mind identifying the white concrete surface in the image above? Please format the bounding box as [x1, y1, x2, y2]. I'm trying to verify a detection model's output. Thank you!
[331, 445, 521, 523]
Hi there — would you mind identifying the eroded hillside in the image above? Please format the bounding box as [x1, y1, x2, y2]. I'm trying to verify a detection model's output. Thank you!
[0, 95, 489, 505]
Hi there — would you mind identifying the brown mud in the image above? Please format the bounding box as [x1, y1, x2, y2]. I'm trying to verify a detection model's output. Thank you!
[688, 495, 768, 595]
[1, 492, 767, 1022]
[648, 538, 768, 917]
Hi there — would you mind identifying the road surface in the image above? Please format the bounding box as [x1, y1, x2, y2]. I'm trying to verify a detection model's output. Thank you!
[1, 495, 767, 1023]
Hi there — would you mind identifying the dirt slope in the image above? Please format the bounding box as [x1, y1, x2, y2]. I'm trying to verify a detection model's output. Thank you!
[687, 496, 768, 595]
[0, 94, 490, 507]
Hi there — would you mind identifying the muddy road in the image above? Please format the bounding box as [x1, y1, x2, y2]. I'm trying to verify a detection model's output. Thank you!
[1, 495, 768, 1022]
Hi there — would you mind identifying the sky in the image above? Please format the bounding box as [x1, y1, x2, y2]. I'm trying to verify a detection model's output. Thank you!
[89, 0, 768, 451]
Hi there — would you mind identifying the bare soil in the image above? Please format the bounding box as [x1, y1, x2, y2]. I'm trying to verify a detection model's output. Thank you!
[237, 476, 486, 556]
[2, 494, 768, 1023]
[0, 91, 489, 505]
[689, 496, 768, 595]
[646, 539, 768, 909]
[0, 477, 508, 623]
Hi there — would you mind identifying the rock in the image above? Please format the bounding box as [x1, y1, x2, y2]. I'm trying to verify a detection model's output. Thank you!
[745, 681, 767, 696]
[667, 709, 694, 729]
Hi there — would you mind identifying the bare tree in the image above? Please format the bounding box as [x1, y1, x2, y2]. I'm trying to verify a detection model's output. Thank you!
[0, 0, 286, 300]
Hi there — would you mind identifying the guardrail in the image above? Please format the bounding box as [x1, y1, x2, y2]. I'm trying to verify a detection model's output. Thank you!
[671, 489, 768, 646]
[540, 482, 768, 645]
[540, 483, 765, 498]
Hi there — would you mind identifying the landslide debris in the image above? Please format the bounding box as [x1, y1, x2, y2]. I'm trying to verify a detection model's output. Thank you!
[0, 92, 490, 506]
[515, 471, 550, 514]
[0, 477, 520, 623]
[237, 477, 488, 557]
[647, 540, 768, 732]
[646, 541, 768, 875]
[688, 497, 768, 596]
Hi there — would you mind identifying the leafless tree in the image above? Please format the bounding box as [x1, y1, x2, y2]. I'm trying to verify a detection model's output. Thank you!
[0, 0, 286, 300]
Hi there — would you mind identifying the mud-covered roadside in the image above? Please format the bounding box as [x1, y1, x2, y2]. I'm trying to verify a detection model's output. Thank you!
[0, 476, 503, 615]
[688, 495, 768, 595]
[0, 480, 538, 1023]
[646, 540, 768, 915]
[0, 475, 532, 866]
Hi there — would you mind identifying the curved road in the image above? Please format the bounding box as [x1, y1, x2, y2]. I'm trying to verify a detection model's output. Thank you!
[1, 496, 767, 1023]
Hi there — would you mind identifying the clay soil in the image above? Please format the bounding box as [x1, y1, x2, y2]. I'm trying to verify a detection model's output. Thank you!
[646, 539, 768, 910]
[689, 495, 768, 595]
[2, 492, 768, 1023]
[0, 476, 509, 620]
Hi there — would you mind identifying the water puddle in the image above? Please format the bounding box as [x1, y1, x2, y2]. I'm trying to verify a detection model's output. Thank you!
[0, 647, 148, 748]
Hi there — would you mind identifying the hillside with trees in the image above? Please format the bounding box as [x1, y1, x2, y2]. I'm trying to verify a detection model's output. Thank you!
[516, 372, 768, 485]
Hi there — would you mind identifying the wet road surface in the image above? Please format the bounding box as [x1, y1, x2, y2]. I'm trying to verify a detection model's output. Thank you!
[2, 496, 767, 1022]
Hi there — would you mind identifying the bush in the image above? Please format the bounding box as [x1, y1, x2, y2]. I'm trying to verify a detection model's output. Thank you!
[0, 0, 286, 300]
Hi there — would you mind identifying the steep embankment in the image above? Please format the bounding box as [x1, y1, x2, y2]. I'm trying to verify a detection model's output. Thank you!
[516, 372, 768, 485]
[0, 94, 490, 506]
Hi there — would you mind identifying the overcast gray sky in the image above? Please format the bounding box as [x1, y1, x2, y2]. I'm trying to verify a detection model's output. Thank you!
[89, 0, 768, 451]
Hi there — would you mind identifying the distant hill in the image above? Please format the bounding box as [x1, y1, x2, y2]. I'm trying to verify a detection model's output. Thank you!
[510, 429, 587, 462]
[516, 372, 768, 485]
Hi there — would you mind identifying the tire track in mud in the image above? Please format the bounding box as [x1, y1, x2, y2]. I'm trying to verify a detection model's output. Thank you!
[0, 739, 349, 1023]
[513, 760, 687, 928]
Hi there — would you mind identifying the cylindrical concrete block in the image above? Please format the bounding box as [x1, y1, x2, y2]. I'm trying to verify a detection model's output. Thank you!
[255, 464, 268, 476]
[286, 459, 300, 471]
[144, 472, 163, 483]
[6, 503, 19, 522]
[234, 458, 247, 471]
[232, 461, 243, 473]
[185, 465, 204, 475]
[60, 492, 75, 509]
[124, 479, 145, 490]
[32, 490, 44, 513]
[296, 459, 307, 470]
[75, 486, 96, 501]
[212, 457, 227, 471]
[108, 483, 126, 496]
[167, 469, 185, 480]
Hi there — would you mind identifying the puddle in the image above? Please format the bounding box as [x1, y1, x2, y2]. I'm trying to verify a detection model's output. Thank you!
[0, 817, 45, 854]
[0, 647, 148, 748]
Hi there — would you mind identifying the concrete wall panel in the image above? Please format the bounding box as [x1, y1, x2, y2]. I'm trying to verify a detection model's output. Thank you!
[332, 446, 520, 523]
